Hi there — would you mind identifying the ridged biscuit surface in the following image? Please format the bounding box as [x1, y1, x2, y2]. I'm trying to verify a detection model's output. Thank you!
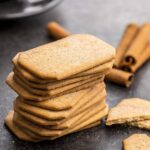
[18, 34, 115, 80]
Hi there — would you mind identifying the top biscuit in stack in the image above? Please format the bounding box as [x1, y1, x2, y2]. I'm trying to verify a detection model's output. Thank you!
[15, 34, 115, 80]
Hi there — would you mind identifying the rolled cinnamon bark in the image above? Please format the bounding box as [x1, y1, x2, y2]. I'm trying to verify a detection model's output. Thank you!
[123, 23, 150, 65]
[105, 68, 134, 87]
[122, 42, 150, 73]
[114, 23, 140, 68]
[47, 22, 71, 39]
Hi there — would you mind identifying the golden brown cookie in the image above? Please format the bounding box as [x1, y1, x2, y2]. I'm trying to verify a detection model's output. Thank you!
[4, 111, 37, 142]
[14, 117, 101, 142]
[106, 98, 150, 126]
[14, 88, 106, 126]
[123, 134, 150, 150]
[14, 71, 103, 90]
[21, 85, 97, 111]
[17, 34, 115, 80]
[14, 72, 104, 96]
[6, 72, 105, 101]
[13, 103, 107, 137]
[52, 105, 108, 140]
[13, 53, 112, 83]
[14, 88, 106, 121]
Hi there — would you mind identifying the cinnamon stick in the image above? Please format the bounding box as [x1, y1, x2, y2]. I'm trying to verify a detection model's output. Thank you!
[105, 68, 134, 87]
[122, 42, 150, 73]
[123, 23, 150, 65]
[114, 23, 140, 68]
[47, 22, 71, 39]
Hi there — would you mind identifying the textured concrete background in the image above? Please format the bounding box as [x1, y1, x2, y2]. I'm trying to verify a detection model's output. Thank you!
[0, 0, 150, 149]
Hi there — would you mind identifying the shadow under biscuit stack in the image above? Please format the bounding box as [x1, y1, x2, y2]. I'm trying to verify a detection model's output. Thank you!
[5, 34, 115, 142]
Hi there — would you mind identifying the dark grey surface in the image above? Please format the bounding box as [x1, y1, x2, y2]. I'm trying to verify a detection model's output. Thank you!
[0, 0, 150, 149]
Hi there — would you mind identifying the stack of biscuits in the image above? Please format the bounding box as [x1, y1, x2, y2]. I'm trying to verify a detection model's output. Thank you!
[5, 34, 115, 142]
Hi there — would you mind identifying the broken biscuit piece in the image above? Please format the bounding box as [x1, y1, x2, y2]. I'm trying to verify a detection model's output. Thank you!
[106, 98, 150, 126]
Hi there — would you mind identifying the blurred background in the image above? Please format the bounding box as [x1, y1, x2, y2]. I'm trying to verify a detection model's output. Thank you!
[0, 0, 150, 150]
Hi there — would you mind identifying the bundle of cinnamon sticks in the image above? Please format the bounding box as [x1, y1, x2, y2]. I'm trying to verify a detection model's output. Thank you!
[47, 22, 150, 87]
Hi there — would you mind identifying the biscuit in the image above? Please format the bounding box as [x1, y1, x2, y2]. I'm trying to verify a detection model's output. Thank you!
[14, 108, 60, 126]
[7, 72, 104, 101]
[14, 88, 106, 126]
[13, 112, 61, 137]
[49, 100, 106, 130]
[13, 53, 112, 83]
[123, 134, 150, 150]
[17, 34, 115, 80]
[30, 105, 108, 140]
[14, 88, 106, 121]
[4, 111, 37, 142]
[52, 105, 108, 140]
[21, 121, 102, 142]
[8, 110, 101, 142]
[14, 71, 104, 90]
[23, 83, 104, 111]
[14, 72, 104, 96]
[13, 102, 107, 138]
[13, 101, 106, 137]
[14, 101, 104, 128]
[21, 87, 90, 111]
[106, 98, 150, 126]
